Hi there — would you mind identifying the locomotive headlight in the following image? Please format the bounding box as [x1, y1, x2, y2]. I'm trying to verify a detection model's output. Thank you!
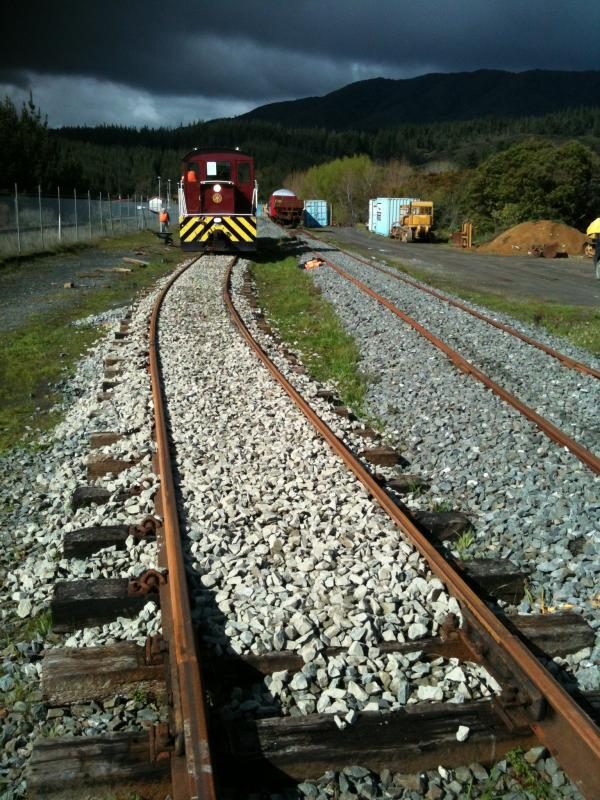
[213, 184, 222, 193]
[214, 217, 222, 223]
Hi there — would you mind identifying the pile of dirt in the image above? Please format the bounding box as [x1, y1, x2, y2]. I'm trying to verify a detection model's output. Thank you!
[478, 220, 587, 257]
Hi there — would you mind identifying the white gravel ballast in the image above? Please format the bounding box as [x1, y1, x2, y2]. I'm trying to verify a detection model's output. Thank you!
[158, 257, 479, 680]
[300, 240, 599, 693]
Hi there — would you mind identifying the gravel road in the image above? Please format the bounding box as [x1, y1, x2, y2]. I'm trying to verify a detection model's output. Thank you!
[320, 227, 600, 308]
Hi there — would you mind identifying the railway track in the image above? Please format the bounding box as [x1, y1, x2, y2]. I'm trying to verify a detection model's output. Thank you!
[291, 231, 600, 475]
[14, 246, 600, 798]
[302, 231, 600, 382]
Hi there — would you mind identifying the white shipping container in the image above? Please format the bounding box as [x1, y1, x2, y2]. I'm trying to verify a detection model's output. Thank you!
[371, 197, 415, 237]
[368, 199, 375, 231]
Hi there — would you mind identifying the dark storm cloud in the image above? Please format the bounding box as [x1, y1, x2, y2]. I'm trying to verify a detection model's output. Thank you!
[1, 0, 599, 126]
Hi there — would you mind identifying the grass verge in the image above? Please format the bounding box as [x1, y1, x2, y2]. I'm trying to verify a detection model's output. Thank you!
[398, 265, 600, 355]
[250, 238, 367, 414]
[317, 232, 600, 356]
[0, 231, 184, 452]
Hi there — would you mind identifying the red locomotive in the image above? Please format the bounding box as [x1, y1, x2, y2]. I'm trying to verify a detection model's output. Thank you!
[268, 189, 303, 226]
[179, 147, 258, 252]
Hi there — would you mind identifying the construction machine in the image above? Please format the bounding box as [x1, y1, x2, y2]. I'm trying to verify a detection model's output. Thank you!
[390, 200, 434, 242]
[583, 237, 596, 258]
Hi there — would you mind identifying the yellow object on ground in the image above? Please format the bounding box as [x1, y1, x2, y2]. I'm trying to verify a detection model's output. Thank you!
[586, 218, 600, 236]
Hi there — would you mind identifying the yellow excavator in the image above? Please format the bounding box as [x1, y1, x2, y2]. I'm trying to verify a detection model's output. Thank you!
[584, 217, 600, 257]
[390, 200, 434, 242]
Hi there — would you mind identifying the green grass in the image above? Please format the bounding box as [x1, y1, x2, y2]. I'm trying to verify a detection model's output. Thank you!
[250, 239, 367, 414]
[479, 748, 554, 799]
[0, 231, 184, 452]
[453, 529, 475, 560]
[313, 231, 600, 356]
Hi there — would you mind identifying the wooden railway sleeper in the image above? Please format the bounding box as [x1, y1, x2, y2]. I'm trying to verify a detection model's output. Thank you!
[460, 608, 546, 731]
[128, 568, 168, 596]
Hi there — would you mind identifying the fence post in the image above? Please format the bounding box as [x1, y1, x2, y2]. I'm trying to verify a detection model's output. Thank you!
[58, 186, 62, 242]
[108, 193, 114, 233]
[119, 195, 122, 228]
[88, 190, 92, 239]
[14, 183, 21, 255]
[99, 191, 103, 233]
[38, 185, 45, 249]
[74, 189, 78, 241]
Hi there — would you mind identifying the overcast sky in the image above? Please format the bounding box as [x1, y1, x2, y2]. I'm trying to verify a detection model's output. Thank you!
[1, 0, 599, 129]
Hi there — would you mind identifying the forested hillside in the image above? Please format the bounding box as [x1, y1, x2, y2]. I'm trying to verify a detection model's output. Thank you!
[2, 91, 599, 238]
[51, 106, 600, 196]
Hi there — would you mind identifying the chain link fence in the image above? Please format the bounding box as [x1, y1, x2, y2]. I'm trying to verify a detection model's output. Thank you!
[0, 186, 153, 258]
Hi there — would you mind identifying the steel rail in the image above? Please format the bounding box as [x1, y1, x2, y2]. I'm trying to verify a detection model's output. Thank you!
[308, 251, 600, 475]
[224, 259, 600, 797]
[302, 230, 600, 380]
[149, 256, 218, 800]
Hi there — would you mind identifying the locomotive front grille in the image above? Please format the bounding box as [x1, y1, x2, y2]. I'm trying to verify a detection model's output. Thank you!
[180, 215, 256, 251]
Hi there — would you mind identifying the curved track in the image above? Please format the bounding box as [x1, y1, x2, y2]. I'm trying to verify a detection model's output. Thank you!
[147, 252, 600, 798]
[222, 256, 600, 798]
[149, 255, 218, 800]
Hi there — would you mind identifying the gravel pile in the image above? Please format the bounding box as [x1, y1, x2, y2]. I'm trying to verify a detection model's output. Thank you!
[297, 240, 599, 691]
[276, 748, 579, 800]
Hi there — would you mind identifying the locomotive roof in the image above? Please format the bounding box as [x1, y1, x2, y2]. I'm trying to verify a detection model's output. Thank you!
[182, 147, 253, 161]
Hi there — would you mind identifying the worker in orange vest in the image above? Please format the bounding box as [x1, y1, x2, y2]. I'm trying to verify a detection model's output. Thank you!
[159, 208, 170, 233]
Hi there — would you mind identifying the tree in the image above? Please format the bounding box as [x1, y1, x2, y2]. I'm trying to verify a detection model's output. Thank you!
[459, 139, 600, 233]
[294, 155, 381, 224]
[0, 94, 51, 192]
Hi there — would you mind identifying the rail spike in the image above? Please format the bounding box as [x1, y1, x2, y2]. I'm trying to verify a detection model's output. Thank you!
[128, 568, 168, 596]
[460, 609, 546, 729]
[128, 515, 160, 540]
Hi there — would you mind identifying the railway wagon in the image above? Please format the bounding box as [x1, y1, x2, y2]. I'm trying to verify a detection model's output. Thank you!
[179, 147, 258, 252]
[268, 189, 303, 226]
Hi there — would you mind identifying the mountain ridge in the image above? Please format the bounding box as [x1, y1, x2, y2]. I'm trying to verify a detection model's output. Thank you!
[239, 69, 600, 130]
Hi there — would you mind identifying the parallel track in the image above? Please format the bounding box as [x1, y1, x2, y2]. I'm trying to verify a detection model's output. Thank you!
[223, 258, 600, 797]
[292, 233, 600, 474]
[302, 230, 600, 380]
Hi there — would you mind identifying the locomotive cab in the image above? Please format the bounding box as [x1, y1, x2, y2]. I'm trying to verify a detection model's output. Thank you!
[179, 148, 257, 252]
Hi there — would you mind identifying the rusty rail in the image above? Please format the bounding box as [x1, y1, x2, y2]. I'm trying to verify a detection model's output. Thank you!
[149, 256, 220, 800]
[302, 230, 600, 380]
[224, 259, 600, 797]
